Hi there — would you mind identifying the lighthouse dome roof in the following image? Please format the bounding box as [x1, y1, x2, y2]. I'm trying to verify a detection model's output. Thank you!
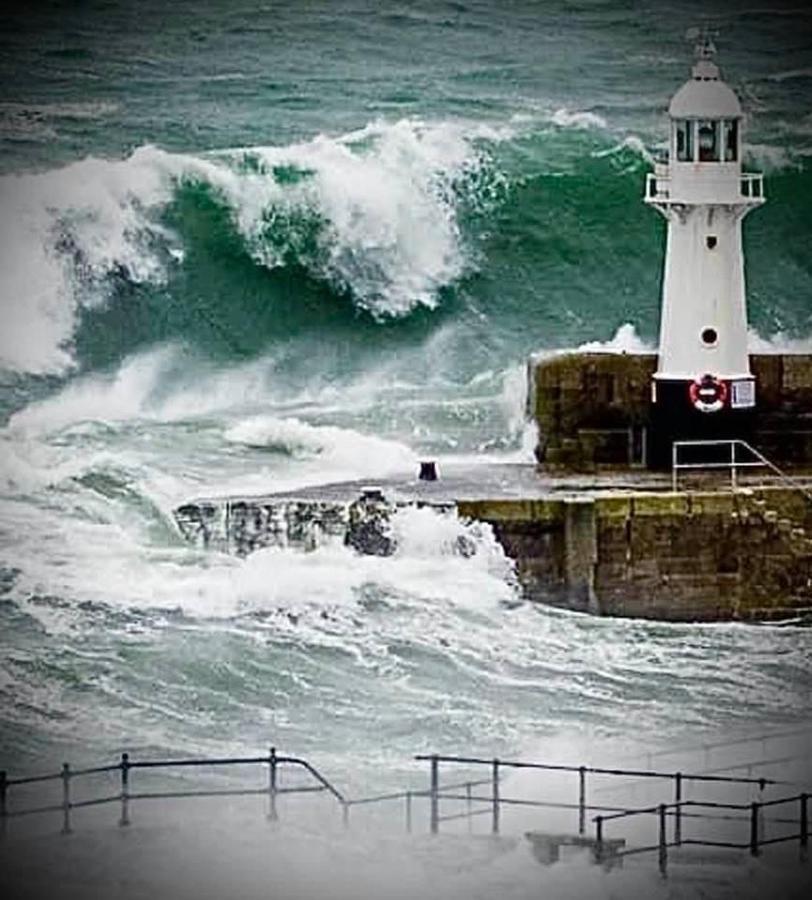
[669, 63, 742, 119]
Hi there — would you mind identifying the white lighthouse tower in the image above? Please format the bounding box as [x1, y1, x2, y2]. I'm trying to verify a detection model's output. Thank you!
[646, 34, 764, 459]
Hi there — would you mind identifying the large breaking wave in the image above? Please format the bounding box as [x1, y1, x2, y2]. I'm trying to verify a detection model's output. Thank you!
[2, 112, 810, 381]
[0, 118, 509, 376]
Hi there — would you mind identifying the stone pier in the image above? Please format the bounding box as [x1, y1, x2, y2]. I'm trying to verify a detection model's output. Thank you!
[529, 353, 812, 470]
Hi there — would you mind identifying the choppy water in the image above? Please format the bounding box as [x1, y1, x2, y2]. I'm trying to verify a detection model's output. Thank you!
[1, 0, 811, 808]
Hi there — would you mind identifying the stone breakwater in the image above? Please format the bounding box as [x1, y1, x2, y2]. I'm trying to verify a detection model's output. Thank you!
[459, 487, 812, 622]
[174, 476, 812, 623]
[172, 351, 812, 623]
[529, 353, 812, 470]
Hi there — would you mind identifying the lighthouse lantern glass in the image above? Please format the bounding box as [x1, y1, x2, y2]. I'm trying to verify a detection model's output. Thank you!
[697, 120, 719, 161]
[675, 119, 694, 161]
[722, 119, 738, 161]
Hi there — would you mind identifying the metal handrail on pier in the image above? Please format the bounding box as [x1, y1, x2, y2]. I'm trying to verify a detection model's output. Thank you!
[594, 792, 809, 877]
[415, 753, 778, 841]
[671, 439, 812, 502]
[1, 748, 808, 876]
[0, 748, 349, 834]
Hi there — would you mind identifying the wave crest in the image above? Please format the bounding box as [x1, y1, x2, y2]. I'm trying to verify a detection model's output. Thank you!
[0, 119, 504, 375]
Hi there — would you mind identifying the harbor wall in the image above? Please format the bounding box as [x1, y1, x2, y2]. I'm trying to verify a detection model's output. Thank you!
[530, 353, 812, 470]
[175, 485, 812, 622]
[459, 487, 812, 622]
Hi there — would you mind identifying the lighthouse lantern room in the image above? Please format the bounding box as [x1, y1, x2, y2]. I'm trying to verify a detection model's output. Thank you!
[645, 34, 764, 462]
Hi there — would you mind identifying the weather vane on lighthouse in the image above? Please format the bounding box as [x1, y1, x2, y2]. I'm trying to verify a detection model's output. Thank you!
[645, 31, 765, 464]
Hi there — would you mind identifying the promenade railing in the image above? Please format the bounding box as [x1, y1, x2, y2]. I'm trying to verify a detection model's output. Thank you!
[2, 748, 808, 876]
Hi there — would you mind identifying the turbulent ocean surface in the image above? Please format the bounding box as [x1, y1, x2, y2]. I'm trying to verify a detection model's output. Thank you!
[1, 0, 812, 859]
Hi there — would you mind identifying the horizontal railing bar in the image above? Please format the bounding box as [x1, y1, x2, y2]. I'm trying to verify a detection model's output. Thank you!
[6, 772, 64, 787]
[346, 791, 414, 808]
[5, 755, 289, 786]
[679, 838, 749, 850]
[128, 756, 270, 769]
[756, 794, 809, 809]
[3, 803, 67, 819]
[595, 804, 660, 822]
[344, 780, 490, 809]
[438, 793, 635, 815]
[68, 764, 122, 778]
[675, 440, 756, 448]
[757, 835, 801, 846]
[615, 843, 666, 858]
[440, 777, 495, 791]
[682, 799, 752, 811]
[66, 796, 120, 810]
[674, 462, 764, 470]
[130, 788, 269, 801]
[415, 755, 774, 786]
[437, 807, 492, 824]
[596, 794, 808, 826]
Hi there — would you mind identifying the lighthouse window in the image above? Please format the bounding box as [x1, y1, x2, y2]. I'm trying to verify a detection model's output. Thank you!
[701, 328, 718, 346]
[676, 119, 694, 161]
[722, 119, 738, 161]
[706, 235, 718, 249]
[697, 120, 719, 162]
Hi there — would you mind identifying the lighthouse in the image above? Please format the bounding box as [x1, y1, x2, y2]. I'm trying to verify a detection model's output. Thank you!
[646, 35, 764, 464]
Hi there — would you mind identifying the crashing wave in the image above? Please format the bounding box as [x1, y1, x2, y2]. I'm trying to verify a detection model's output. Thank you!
[0, 119, 505, 376]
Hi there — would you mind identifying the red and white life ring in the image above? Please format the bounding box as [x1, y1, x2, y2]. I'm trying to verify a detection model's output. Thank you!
[689, 374, 728, 413]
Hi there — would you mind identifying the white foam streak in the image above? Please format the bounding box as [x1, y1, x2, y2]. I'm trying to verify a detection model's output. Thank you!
[576, 322, 654, 353]
[223, 414, 417, 475]
[207, 118, 497, 316]
[549, 108, 608, 130]
[747, 328, 812, 353]
[0, 145, 179, 374]
[0, 120, 506, 374]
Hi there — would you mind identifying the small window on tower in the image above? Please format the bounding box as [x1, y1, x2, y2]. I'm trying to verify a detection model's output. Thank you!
[697, 120, 719, 161]
[706, 235, 718, 249]
[722, 119, 738, 162]
[676, 120, 694, 162]
[701, 328, 718, 346]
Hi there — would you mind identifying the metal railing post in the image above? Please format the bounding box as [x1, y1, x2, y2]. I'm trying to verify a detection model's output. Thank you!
[268, 747, 278, 822]
[61, 763, 72, 835]
[750, 802, 760, 857]
[491, 759, 500, 835]
[731, 441, 737, 489]
[578, 766, 586, 836]
[342, 801, 349, 828]
[429, 755, 439, 835]
[672, 443, 678, 493]
[466, 782, 472, 834]
[405, 791, 412, 834]
[800, 793, 807, 859]
[0, 770, 6, 839]
[674, 772, 682, 845]
[595, 815, 604, 864]
[658, 804, 667, 878]
[119, 752, 130, 827]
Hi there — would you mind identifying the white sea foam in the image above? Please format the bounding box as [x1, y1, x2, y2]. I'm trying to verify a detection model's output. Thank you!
[203, 117, 503, 316]
[223, 414, 417, 474]
[0, 119, 505, 374]
[592, 134, 654, 165]
[549, 108, 608, 131]
[576, 322, 654, 354]
[747, 328, 812, 354]
[0, 145, 179, 375]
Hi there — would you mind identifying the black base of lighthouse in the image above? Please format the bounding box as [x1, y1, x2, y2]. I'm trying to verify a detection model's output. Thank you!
[648, 380, 756, 469]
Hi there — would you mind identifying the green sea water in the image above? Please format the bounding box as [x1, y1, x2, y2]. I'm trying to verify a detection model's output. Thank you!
[0, 0, 811, 803]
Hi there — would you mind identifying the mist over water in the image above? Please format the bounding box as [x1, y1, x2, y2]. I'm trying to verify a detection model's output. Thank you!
[1, 1, 811, 896]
